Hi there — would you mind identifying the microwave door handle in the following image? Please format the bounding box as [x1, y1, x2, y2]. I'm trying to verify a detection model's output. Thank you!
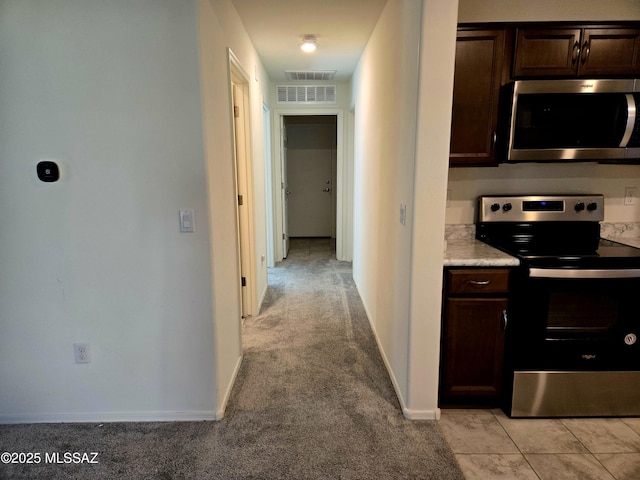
[529, 268, 640, 279]
[620, 94, 636, 148]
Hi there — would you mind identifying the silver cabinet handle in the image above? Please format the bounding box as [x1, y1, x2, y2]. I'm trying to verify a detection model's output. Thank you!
[466, 280, 491, 286]
[581, 40, 590, 64]
[571, 41, 580, 64]
[502, 310, 508, 330]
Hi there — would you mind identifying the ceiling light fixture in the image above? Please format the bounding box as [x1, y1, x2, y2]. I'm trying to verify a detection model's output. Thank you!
[300, 35, 317, 53]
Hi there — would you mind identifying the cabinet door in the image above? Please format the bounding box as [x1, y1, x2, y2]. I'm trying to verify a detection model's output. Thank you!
[441, 297, 507, 400]
[580, 29, 640, 76]
[450, 29, 507, 167]
[514, 28, 581, 77]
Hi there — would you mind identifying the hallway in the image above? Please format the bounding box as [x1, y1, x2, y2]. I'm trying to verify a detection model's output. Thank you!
[227, 237, 464, 478]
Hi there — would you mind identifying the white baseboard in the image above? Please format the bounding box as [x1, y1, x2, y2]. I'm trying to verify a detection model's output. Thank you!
[0, 410, 217, 425]
[354, 282, 439, 422]
[215, 354, 243, 420]
[403, 407, 441, 420]
[0, 354, 244, 425]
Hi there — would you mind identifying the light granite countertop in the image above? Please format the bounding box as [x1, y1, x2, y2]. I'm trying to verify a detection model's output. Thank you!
[443, 225, 520, 267]
[444, 238, 520, 267]
[600, 222, 640, 248]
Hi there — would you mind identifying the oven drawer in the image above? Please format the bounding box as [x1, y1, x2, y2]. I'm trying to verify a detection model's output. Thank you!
[447, 269, 510, 294]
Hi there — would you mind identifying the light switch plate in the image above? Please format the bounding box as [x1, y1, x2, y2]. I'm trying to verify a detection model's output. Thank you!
[179, 209, 195, 233]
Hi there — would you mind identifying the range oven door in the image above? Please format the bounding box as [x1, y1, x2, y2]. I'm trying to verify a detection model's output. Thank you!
[506, 267, 640, 417]
[509, 268, 640, 371]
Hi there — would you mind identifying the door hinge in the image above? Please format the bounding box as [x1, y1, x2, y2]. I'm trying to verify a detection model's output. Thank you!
[241, 276, 247, 287]
[238, 194, 243, 206]
[234, 106, 240, 118]
[282, 233, 286, 240]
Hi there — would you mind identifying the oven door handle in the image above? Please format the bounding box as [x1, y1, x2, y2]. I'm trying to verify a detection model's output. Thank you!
[529, 268, 640, 279]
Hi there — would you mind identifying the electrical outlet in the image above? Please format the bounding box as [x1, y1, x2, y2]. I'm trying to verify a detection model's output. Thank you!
[624, 187, 637, 206]
[74, 343, 91, 364]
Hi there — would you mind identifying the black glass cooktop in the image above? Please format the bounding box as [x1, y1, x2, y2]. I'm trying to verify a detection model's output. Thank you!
[477, 222, 640, 269]
[519, 239, 640, 269]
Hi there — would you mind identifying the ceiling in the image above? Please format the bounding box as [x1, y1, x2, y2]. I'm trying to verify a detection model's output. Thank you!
[231, 0, 389, 83]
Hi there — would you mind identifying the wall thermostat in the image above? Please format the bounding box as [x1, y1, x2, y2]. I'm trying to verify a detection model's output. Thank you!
[37, 161, 60, 182]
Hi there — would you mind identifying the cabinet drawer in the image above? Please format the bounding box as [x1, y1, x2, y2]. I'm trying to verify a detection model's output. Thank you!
[447, 269, 510, 294]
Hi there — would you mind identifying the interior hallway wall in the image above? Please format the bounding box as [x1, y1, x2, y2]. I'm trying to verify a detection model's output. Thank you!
[351, 0, 458, 418]
[0, 0, 216, 422]
[350, 0, 420, 417]
[199, 0, 271, 416]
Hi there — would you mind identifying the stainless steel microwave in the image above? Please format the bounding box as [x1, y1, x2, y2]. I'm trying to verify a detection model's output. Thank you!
[506, 79, 640, 162]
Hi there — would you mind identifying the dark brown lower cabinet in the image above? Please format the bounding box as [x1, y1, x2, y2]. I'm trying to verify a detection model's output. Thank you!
[439, 269, 509, 407]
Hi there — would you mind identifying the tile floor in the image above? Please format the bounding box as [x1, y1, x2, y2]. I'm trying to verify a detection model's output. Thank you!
[286, 237, 336, 260]
[439, 409, 640, 479]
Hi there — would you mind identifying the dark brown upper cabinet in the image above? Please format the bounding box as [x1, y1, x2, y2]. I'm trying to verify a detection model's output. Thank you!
[450, 28, 510, 167]
[514, 27, 640, 78]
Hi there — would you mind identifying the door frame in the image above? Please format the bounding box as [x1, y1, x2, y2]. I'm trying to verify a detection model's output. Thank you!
[229, 49, 256, 317]
[271, 108, 350, 262]
[263, 103, 275, 268]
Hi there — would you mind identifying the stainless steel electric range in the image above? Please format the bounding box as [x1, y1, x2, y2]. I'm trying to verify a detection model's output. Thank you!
[476, 194, 640, 417]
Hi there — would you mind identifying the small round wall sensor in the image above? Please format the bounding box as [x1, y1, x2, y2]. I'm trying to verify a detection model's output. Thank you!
[37, 161, 60, 182]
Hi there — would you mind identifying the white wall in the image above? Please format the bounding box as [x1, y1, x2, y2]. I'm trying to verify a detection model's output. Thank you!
[352, 0, 459, 419]
[407, 0, 459, 418]
[198, 0, 271, 415]
[449, 0, 640, 225]
[448, 164, 640, 224]
[0, 0, 216, 422]
[459, 0, 640, 23]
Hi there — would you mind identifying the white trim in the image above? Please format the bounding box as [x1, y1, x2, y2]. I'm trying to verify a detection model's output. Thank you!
[0, 411, 217, 425]
[354, 283, 440, 421]
[228, 49, 257, 316]
[402, 408, 441, 421]
[354, 282, 415, 420]
[228, 48, 250, 83]
[215, 354, 244, 420]
[263, 103, 276, 268]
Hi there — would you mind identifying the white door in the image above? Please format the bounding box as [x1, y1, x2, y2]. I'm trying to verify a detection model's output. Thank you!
[232, 83, 252, 317]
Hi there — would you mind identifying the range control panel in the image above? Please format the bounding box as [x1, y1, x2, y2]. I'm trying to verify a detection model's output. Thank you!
[478, 195, 605, 222]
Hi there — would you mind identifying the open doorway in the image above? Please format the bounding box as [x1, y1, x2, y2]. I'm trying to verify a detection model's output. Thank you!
[270, 108, 351, 264]
[283, 115, 337, 256]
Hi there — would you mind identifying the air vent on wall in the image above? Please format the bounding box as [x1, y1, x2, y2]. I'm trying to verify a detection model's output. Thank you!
[277, 85, 336, 104]
[285, 70, 336, 81]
